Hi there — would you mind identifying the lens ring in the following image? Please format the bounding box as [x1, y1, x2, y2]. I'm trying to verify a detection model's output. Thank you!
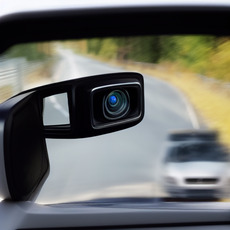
[104, 90, 130, 120]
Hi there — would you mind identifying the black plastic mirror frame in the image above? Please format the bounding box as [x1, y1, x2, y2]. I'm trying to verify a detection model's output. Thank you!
[0, 72, 144, 201]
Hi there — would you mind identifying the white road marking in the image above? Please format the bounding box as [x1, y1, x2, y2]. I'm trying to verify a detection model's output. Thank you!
[167, 83, 200, 129]
[48, 96, 69, 118]
[37, 182, 166, 204]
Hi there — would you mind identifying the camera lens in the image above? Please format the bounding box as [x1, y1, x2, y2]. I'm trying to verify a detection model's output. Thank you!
[104, 90, 130, 120]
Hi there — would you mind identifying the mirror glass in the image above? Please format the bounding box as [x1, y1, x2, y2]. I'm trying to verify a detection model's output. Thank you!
[1, 36, 230, 206]
[43, 93, 70, 126]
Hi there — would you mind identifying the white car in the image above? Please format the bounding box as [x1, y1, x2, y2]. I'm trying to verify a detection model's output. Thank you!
[162, 131, 230, 200]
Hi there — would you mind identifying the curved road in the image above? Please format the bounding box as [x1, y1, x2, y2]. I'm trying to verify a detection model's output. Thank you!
[37, 49, 202, 204]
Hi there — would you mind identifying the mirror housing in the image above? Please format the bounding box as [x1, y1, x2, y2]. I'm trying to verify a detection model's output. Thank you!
[0, 92, 49, 201]
[39, 72, 143, 138]
[0, 72, 144, 201]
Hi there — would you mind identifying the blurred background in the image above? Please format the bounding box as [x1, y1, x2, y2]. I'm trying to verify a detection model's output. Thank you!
[1, 35, 230, 204]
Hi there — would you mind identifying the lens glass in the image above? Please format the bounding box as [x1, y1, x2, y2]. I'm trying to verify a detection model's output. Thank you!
[109, 95, 118, 106]
[104, 90, 129, 119]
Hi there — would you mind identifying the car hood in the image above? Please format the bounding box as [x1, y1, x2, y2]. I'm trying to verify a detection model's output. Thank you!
[165, 162, 229, 178]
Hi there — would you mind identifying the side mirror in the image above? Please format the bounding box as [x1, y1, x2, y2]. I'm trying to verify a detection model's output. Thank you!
[0, 72, 144, 201]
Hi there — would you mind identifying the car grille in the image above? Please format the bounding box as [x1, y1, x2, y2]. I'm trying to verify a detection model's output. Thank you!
[185, 178, 219, 184]
[184, 189, 218, 198]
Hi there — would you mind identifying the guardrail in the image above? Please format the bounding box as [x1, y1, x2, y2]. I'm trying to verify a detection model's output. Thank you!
[0, 58, 43, 103]
[0, 58, 25, 94]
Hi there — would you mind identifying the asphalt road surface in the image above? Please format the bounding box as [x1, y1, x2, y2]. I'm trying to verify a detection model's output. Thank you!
[36, 49, 202, 204]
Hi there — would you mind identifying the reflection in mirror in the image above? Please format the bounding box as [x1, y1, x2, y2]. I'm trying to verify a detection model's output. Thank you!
[1, 36, 230, 205]
[43, 93, 70, 126]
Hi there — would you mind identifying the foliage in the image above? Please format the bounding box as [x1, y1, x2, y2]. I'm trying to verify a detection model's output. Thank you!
[87, 38, 104, 55]
[159, 36, 215, 74]
[84, 35, 230, 82]
[208, 38, 230, 81]
[5, 43, 52, 61]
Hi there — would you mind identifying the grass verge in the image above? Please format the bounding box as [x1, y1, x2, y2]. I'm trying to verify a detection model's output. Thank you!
[112, 60, 230, 148]
[23, 59, 54, 89]
[0, 85, 13, 103]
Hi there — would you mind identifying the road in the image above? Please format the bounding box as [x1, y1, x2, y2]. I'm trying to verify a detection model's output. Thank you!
[36, 49, 202, 204]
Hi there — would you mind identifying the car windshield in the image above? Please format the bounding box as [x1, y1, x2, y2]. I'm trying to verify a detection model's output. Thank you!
[168, 144, 229, 163]
[1, 35, 230, 204]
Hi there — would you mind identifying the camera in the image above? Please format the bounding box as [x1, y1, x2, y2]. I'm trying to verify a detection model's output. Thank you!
[0, 72, 144, 201]
[104, 89, 130, 120]
[91, 78, 143, 130]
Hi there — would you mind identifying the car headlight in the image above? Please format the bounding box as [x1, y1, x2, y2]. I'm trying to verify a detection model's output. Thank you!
[165, 176, 177, 185]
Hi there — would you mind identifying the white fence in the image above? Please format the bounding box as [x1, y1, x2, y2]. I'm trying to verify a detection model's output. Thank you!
[0, 58, 43, 102]
[0, 58, 25, 95]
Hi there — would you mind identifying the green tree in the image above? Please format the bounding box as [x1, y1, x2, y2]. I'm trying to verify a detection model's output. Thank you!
[87, 39, 104, 55]
[160, 36, 215, 74]
[6, 43, 50, 61]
